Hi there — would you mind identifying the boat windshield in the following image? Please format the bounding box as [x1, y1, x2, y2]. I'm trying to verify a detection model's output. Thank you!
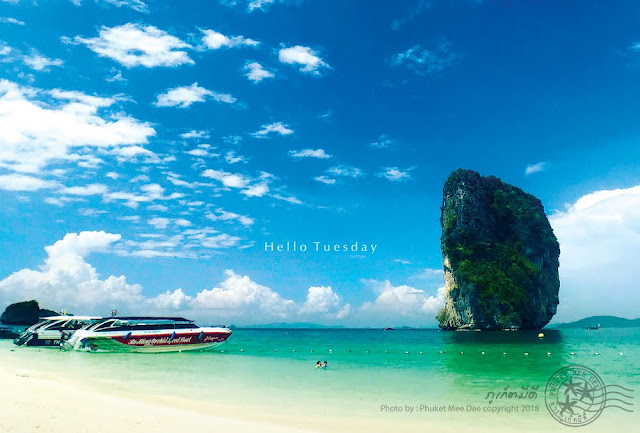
[87, 318, 197, 333]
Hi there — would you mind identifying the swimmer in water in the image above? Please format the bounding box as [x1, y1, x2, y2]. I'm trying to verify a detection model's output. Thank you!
[316, 361, 322, 368]
[322, 361, 328, 369]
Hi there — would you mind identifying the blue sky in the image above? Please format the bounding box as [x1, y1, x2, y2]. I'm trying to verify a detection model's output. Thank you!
[1, 0, 639, 326]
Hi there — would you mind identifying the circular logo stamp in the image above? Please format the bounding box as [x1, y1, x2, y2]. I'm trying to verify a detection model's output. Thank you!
[545, 365, 606, 427]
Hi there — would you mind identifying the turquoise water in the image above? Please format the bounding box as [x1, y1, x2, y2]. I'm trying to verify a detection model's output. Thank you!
[1, 328, 638, 432]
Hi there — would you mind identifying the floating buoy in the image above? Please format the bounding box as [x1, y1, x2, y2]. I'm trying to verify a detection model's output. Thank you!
[220, 350, 224, 353]
[419, 352, 423, 355]
[366, 350, 370, 353]
[524, 352, 529, 356]
[310, 349, 314, 352]
[460, 352, 464, 355]
[292, 349, 296, 352]
[385, 350, 389, 353]
[620, 352, 624, 356]
[547, 352, 551, 356]
[439, 351, 444, 354]
[538, 333, 544, 338]
[503, 352, 507, 355]
[570, 352, 575, 356]
[405, 351, 409, 354]
[275, 349, 279, 352]
[329, 349, 333, 353]
[481, 351, 485, 355]
[595, 352, 600, 356]
[240, 349, 244, 352]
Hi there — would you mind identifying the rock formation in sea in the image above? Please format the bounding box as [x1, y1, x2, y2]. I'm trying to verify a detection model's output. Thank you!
[0, 300, 58, 326]
[437, 169, 560, 330]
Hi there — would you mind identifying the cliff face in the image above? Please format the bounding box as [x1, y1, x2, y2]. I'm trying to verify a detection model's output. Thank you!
[437, 169, 560, 330]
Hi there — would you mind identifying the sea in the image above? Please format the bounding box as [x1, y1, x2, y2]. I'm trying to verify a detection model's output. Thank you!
[1, 328, 638, 432]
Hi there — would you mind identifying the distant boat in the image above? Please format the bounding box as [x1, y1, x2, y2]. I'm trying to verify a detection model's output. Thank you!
[586, 323, 600, 330]
[64, 316, 232, 353]
[383, 326, 395, 331]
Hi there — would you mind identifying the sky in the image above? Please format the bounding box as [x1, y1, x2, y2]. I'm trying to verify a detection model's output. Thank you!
[0, 0, 639, 326]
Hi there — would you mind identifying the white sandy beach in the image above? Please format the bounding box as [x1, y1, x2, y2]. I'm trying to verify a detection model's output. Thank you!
[0, 366, 315, 433]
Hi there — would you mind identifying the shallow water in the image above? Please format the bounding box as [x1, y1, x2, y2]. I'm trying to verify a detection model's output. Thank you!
[1, 328, 638, 431]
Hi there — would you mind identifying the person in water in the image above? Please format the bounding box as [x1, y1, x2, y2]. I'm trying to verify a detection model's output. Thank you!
[322, 361, 328, 369]
[316, 361, 322, 368]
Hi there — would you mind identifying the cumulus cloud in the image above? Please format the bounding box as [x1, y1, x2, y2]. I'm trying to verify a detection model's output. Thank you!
[243, 61, 275, 83]
[0, 231, 143, 313]
[193, 269, 296, 318]
[370, 134, 394, 149]
[549, 184, 640, 321]
[71, 23, 193, 68]
[392, 41, 459, 76]
[0, 79, 155, 174]
[278, 45, 330, 74]
[358, 279, 445, 324]
[206, 208, 254, 226]
[155, 83, 236, 108]
[201, 29, 259, 50]
[289, 148, 331, 159]
[252, 121, 293, 137]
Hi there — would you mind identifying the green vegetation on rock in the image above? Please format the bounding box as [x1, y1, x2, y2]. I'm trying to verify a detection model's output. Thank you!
[438, 169, 560, 330]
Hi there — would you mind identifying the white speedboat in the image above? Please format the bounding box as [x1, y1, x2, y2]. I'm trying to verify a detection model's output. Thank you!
[64, 316, 232, 353]
[13, 316, 101, 347]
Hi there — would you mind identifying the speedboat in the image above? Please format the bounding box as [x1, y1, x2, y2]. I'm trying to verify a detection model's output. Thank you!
[13, 316, 101, 347]
[64, 316, 232, 353]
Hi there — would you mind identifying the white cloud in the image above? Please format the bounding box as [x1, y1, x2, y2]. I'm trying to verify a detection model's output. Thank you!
[0, 80, 155, 174]
[326, 165, 363, 178]
[549, 184, 640, 321]
[22, 50, 64, 71]
[225, 150, 246, 164]
[359, 279, 445, 322]
[243, 61, 275, 82]
[148, 217, 170, 229]
[193, 269, 296, 318]
[289, 148, 331, 159]
[299, 286, 342, 315]
[252, 121, 293, 137]
[525, 162, 547, 175]
[410, 268, 444, 280]
[392, 41, 459, 76]
[180, 129, 209, 139]
[201, 29, 259, 50]
[0, 174, 59, 191]
[106, 171, 119, 179]
[202, 169, 248, 188]
[155, 83, 236, 108]
[149, 288, 191, 309]
[370, 134, 394, 149]
[206, 209, 254, 226]
[394, 258, 412, 265]
[0, 231, 143, 313]
[313, 175, 336, 185]
[378, 166, 413, 182]
[248, 0, 274, 12]
[271, 193, 302, 204]
[72, 23, 193, 68]
[59, 183, 108, 196]
[101, 0, 149, 13]
[278, 45, 330, 74]
[242, 182, 269, 197]
[0, 17, 25, 25]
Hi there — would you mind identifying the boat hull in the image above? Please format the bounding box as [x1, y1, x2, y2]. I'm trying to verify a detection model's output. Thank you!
[66, 328, 231, 353]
